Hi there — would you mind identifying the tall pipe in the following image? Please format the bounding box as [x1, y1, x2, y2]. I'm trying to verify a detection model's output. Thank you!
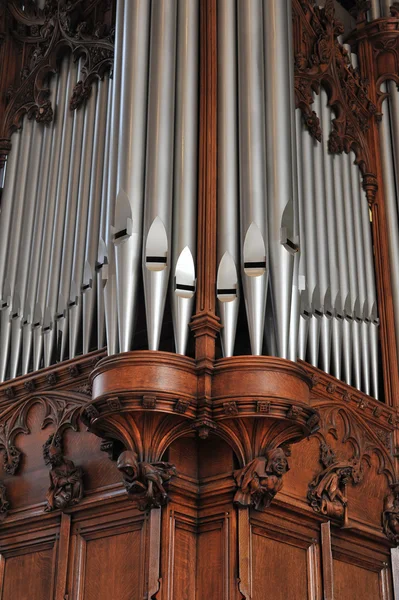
[33, 55, 71, 372]
[237, 0, 268, 356]
[320, 88, 342, 379]
[217, 0, 239, 358]
[171, 0, 199, 356]
[264, 0, 297, 359]
[68, 80, 98, 359]
[45, 58, 83, 366]
[142, 0, 177, 351]
[97, 78, 113, 352]
[0, 118, 34, 381]
[300, 120, 320, 367]
[10, 120, 45, 378]
[313, 92, 331, 373]
[103, 0, 125, 356]
[81, 75, 109, 356]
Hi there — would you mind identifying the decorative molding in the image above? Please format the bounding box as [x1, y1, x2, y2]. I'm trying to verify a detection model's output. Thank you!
[43, 433, 84, 512]
[0, 0, 114, 166]
[117, 450, 176, 511]
[293, 0, 376, 176]
[233, 448, 290, 511]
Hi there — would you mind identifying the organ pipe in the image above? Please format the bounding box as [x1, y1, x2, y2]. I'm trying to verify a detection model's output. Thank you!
[171, 0, 199, 356]
[217, 0, 239, 358]
[142, 0, 177, 352]
[264, 0, 297, 360]
[237, 0, 268, 356]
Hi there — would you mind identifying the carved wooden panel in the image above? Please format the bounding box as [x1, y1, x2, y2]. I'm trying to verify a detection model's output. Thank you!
[1, 548, 55, 600]
[333, 560, 386, 600]
[197, 513, 232, 600]
[70, 509, 147, 600]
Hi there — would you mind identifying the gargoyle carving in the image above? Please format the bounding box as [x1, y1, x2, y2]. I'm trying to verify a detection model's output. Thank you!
[0, 482, 9, 521]
[117, 450, 177, 511]
[43, 434, 84, 512]
[308, 443, 362, 523]
[382, 483, 399, 544]
[233, 447, 290, 511]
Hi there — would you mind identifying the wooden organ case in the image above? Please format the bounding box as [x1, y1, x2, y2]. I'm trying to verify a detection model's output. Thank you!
[0, 0, 399, 598]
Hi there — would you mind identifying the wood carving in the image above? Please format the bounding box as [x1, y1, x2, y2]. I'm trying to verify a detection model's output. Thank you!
[382, 483, 399, 544]
[308, 443, 363, 523]
[0, 482, 9, 521]
[233, 447, 290, 511]
[117, 450, 176, 511]
[0, 390, 89, 475]
[0, 0, 114, 166]
[43, 433, 84, 512]
[293, 0, 376, 175]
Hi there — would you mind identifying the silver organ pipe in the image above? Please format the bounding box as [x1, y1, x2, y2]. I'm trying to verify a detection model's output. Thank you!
[114, 0, 150, 354]
[313, 92, 331, 374]
[264, 0, 297, 360]
[217, 0, 239, 358]
[237, 0, 268, 357]
[81, 76, 109, 356]
[172, 0, 199, 356]
[102, 0, 124, 357]
[142, 1, 177, 352]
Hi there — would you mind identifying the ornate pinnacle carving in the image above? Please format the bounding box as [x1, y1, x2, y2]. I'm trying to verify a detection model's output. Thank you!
[233, 448, 290, 511]
[43, 433, 84, 512]
[117, 450, 177, 512]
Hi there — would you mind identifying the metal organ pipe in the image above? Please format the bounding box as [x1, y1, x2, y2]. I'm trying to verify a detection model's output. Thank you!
[68, 80, 99, 360]
[81, 76, 109, 356]
[114, 0, 150, 353]
[10, 120, 45, 379]
[102, 0, 125, 357]
[33, 56, 70, 372]
[237, 0, 268, 356]
[313, 92, 331, 373]
[320, 88, 342, 379]
[172, 0, 199, 356]
[143, 0, 177, 352]
[264, 0, 297, 360]
[0, 119, 34, 381]
[217, 0, 239, 358]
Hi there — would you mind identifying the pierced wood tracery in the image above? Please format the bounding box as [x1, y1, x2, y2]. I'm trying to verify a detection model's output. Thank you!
[293, 0, 377, 177]
[0, 0, 114, 166]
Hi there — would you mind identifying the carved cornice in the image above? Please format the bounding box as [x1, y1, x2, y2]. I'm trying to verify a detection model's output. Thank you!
[0, 0, 114, 165]
[293, 0, 376, 174]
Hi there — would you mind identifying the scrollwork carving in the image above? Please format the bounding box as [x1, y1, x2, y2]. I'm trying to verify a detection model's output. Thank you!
[117, 450, 177, 511]
[233, 447, 290, 511]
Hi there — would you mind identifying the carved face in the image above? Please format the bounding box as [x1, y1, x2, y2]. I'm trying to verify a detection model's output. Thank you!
[339, 467, 353, 485]
[271, 455, 288, 476]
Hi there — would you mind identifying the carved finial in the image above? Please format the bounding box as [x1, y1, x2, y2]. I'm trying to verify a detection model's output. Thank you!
[233, 448, 290, 511]
[117, 450, 177, 511]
